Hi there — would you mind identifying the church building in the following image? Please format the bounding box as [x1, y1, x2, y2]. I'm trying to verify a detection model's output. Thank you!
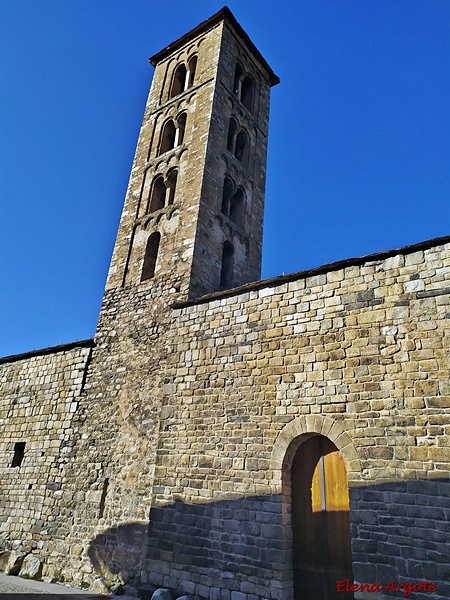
[1, 8, 449, 600]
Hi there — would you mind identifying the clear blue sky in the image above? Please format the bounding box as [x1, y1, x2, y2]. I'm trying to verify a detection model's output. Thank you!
[1, 1, 449, 356]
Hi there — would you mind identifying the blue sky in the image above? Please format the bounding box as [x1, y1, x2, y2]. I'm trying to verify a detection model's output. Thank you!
[1, 1, 449, 356]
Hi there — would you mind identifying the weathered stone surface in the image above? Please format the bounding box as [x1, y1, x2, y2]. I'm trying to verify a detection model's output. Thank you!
[151, 589, 172, 600]
[0, 551, 25, 575]
[19, 553, 42, 579]
[90, 577, 110, 594]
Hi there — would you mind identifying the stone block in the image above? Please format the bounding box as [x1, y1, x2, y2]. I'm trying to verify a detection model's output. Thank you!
[91, 578, 110, 594]
[414, 380, 438, 396]
[151, 589, 172, 600]
[0, 550, 25, 575]
[427, 396, 450, 408]
[376, 564, 398, 581]
[19, 553, 42, 579]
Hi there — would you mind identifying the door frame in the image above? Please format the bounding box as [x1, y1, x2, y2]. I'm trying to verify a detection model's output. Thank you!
[269, 416, 361, 600]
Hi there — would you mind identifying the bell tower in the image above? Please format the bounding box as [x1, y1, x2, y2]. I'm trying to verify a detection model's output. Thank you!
[28, 8, 281, 589]
[105, 7, 279, 300]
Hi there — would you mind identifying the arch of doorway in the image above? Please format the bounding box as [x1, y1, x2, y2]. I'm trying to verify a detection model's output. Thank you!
[270, 415, 362, 489]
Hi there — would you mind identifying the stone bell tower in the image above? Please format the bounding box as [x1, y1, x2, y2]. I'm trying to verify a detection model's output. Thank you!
[105, 6, 279, 300]
[59, 10, 279, 586]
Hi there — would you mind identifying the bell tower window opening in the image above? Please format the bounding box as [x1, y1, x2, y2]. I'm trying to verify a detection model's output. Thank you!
[158, 119, 176, 155]
[148, 175, 166, 213]
[166, 169, 178, 205]
[11, 442, 25, 468]
[221, 177, 245, 227]
[221, 176, 234, 216]
[227, 117, 238, 152]
[220, 241, 234, 288]
[157, 113, 187, 156]
[141, 232, 161, 281]
[241, 76, 254, 112]
[169, 63, 187, 99]
[233, 63, 244, 96]
[226, 118, 249, 166]
[187, 55, 198, 87]
[233, 64, 254, 113]
[229, 188, 245, 226]
[235, 129, 249, 165]
[168, 56, 197, 100]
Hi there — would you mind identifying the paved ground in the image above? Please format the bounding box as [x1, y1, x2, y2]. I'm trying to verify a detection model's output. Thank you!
[0, 572, 112, 598]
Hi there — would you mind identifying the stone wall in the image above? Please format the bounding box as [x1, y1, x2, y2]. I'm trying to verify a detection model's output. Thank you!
[141, 238, 450, 600]
[1, 239, 449, 599]
[0, 341, 93, 569]
[58, 283, 173, 589]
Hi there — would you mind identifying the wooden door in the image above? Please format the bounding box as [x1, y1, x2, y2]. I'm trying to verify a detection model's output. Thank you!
[292, 436, 353, 600]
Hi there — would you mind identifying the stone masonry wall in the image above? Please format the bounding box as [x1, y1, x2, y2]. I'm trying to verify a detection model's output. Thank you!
[55, 281, 178, 590]
[143, 239, 450, 600]
[0, 342, 92, 569]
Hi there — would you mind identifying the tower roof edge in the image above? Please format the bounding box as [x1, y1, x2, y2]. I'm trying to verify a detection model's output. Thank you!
[149, 6, 280, 87]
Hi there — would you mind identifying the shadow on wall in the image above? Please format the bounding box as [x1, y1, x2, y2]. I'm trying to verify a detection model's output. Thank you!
[88, 495, 285, 596]
[349, 477, 450, 599]
[86, 477, 450, 600]
[88, 521, 146, 588]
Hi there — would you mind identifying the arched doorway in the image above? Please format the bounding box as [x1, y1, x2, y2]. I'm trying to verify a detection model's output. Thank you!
[292, 435, 353, 600]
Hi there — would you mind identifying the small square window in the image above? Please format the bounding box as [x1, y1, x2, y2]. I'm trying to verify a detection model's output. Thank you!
[11, 442, 25, 467]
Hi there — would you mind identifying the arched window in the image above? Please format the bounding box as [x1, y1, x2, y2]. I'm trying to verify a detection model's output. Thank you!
[175, 112, 187, 146]
[169, 57, 197, 99]
[158, 119, 176, 155]
[187, 55, 198, 87]
[147, 175, 166, 213]
[233, 64, 244, 95]
[148, 176, 166, 213]
[221, 176, 234, 215]
[141, 232, 161, 281]
[166, 169, 178, 205]
[229, 188, 245, 226]
[227, 117, 238, 152]
[226, 119, 249, 166]
[233, 64, 254, 113]
[241, 76, 253, 112]
[158, 114, 187, 156]
[235, 129, 249, 164]
[220, 241, 234, 288]
[169, 64, 187, 99]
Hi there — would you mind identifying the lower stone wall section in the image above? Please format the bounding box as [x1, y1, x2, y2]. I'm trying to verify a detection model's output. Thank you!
[351, 478, 450, 600]
[1, 241, 449, 599]
[143, 495, 284, 600]
[0, 342, 93, 565]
